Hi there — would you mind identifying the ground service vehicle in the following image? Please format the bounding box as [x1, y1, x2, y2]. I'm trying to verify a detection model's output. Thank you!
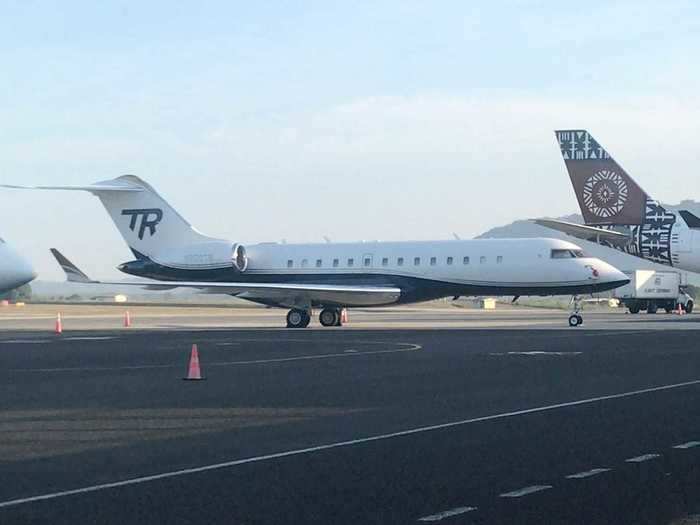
[613, 270, 693, 314]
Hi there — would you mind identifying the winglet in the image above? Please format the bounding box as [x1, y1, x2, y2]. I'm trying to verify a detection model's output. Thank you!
[679, 210, 700, 229]
[50, 249, 95, 283]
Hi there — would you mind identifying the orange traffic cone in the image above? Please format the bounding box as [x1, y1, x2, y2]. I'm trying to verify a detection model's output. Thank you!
[183, 344, 204, 380]
[55, 313, 63, 335]
[341, 308, 348, 324]
[124, 310, 132, 327]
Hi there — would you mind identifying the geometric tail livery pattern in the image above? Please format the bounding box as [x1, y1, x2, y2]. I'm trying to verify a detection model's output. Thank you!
[555, 130, 677, 266]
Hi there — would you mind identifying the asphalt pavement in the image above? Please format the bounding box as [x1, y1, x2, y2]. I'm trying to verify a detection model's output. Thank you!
[0, 325, 698, 524]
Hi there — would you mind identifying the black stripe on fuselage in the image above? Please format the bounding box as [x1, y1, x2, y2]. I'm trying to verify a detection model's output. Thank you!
[118, 258, 625, 304]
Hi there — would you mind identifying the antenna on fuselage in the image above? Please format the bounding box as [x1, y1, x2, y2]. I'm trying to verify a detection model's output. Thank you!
[323, 236, 331, 243]
[452, 233, 461, 240]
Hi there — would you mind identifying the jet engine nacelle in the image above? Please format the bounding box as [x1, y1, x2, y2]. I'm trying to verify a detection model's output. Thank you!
[231, 243, 248, 272]
[153, 241, 249, 272]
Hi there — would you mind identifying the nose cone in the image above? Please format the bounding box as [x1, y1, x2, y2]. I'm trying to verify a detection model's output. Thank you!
[0, 245, 37, 293]
[588, 259, 629, 292]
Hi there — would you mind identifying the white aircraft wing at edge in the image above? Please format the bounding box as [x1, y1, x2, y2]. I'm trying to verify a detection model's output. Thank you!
[532, 218, 631, 247]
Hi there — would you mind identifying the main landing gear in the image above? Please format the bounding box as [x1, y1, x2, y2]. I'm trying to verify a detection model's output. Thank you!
[568, 295, 583, 327]
[286, 308, 345, 328]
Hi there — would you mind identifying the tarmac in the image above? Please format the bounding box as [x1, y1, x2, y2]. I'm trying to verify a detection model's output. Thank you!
[0, 304, 698, 524]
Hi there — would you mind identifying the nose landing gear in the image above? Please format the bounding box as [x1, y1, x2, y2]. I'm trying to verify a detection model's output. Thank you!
[568, 295, 583, 327]
[568, 313, 583, 327]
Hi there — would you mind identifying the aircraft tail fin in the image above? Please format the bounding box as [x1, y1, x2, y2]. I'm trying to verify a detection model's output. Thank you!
[554, 130, 649, 226]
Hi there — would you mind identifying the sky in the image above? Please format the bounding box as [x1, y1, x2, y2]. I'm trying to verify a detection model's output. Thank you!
[1, 1, 699, 279]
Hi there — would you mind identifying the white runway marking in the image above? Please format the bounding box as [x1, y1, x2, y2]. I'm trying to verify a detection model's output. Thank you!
[63, 337, 116, 341]
[625, 453, 661, 463]
[207, 344, 421, 366]
[10, 343, 421, 373]
[565, 468, 611, 479]
[1, 340, 50, 344]
[673, 441, 700, 449]
[0, 378, 698, 508]
[500, 485, 552, 498]
[214, 342, 240, 346]
[490, 351, 581, 356]
[417, 506, 477, 521]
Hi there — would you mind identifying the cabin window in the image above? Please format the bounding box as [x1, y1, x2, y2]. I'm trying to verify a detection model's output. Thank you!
[382, 257, 389, 267]
[332, 258, 339, 268]
[364, 257, 371, 267]
[551, 249, 585, 259]
[496, 256, 503, 264]
[414, 257, 421, 266]
[316, 259, 322, 268]
[398, 257, 404, 266]
[463, 256, 470, 265]
[348, 258, 354, 267]
[430, 256, 437, 266]
[287, 259, 293, 268]
[446, 256, 453, 265]
[480, 256, 486, 264]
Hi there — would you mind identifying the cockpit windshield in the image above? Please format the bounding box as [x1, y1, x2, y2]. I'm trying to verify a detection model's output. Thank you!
[551, 249, 586, 259]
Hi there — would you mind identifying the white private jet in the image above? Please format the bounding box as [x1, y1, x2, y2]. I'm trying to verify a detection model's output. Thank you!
[0, 237, 36, 294]
[3, 176, 628, 327]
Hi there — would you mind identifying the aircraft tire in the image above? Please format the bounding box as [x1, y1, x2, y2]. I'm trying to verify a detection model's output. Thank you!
[319, 308, 340, 327]
[568, 314, 581, 327]
[287, 309, 310, 328]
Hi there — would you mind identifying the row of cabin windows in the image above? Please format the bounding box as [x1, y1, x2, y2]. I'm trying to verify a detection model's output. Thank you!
[286, 255, 504, 268]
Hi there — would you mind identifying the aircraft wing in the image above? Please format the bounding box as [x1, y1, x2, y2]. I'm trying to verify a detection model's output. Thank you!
[50, 249, 401, 307]
[532, 219, 631, 247]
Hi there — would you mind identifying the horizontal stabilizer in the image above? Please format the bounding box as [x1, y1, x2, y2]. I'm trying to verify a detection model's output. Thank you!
[532, 219, 631, 247]
[679, 210, 700, 229]
[2, 182, 142, 193]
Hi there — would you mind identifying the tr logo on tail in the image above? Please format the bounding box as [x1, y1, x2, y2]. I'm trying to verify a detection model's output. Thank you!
[121, 208, 163, 239]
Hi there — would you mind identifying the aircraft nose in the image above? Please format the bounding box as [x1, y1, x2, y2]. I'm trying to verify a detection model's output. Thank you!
[11, 262, 36, 287]
[0, 252, 37, 292]
[589, 259, 629, 287]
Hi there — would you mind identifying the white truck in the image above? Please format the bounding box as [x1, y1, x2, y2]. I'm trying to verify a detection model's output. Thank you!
[613, 270, 694, 314]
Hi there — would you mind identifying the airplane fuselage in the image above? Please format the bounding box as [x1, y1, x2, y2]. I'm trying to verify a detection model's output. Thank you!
[596, 207, 700, 273]
[118, 237, 628, 307]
